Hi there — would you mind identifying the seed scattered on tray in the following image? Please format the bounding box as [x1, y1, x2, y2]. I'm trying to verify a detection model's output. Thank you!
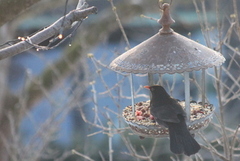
[123, 100, 213, 126]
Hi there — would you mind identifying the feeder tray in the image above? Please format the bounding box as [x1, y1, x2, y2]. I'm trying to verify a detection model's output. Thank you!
[123, 100, 214, 138]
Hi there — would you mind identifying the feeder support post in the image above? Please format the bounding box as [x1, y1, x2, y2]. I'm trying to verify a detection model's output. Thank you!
[201, 69, 206, 106]
[129, 74, 135, 117]
[148, 73, 154, 85]
[148, 73, 154, 99]
[184, 72, 190, 122]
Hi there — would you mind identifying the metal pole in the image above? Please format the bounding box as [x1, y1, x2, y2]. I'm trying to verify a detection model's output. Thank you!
[184, 72, 190, 122]
[158, 74, 163, 85]
[148, 73, 154, 99]
[201, 69, 206, 106]
[129, 73, 135, 117]
[148, 73, 154, 85]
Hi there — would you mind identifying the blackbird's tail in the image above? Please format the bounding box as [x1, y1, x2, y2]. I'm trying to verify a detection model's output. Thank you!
[167, 115, 200, 156]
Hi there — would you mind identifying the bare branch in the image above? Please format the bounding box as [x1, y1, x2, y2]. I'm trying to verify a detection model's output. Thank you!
[0, 6, 97, 60]
[72, 149, 95, 161]
[0, 0, 42, 27]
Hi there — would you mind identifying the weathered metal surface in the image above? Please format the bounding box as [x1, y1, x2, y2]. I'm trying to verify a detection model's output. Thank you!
[109, 31, 225, 74]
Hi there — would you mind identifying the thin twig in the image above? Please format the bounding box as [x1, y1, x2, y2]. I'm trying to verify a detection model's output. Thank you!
[232, 0, 240, 39]
[198, 132, 227, 161]
[140, 14, 158, 21]
[229, 125, 240, 161]
[108, 0, 130, 49]
[72, 149, 95, 161]
[99, 151, 106, 161]
[214, 66, 230, 159]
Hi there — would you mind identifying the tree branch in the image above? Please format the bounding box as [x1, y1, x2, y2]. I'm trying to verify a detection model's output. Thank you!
[0, 6, 97, 60]
[0, 0, 42, 27]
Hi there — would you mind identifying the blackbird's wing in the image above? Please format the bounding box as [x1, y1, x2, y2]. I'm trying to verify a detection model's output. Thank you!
[151, 104, 181, 124]
[151, 99, 186, 124]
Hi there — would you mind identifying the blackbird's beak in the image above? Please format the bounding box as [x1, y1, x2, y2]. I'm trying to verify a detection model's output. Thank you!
[144, 86, 150, 89]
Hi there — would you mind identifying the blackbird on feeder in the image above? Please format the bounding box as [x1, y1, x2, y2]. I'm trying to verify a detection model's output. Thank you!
[144, 85, 200, 156]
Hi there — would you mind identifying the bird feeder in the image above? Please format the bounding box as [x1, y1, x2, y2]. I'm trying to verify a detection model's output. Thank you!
[109, 3, 225, 138]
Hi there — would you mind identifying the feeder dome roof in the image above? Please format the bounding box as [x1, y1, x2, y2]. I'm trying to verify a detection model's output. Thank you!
[109, 3, 225, 74]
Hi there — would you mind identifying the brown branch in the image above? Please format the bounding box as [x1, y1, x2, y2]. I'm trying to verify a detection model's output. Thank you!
[0, 0, 42, 27]
[0, 6, 97, 60]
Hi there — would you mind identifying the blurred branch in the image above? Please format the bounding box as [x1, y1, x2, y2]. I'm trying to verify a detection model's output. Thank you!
[0, 1, 146, 160]
[6, 0, 142, 122]
[0, 6, 97, 60]
[0, 35, 87, 161]
[0, 0, 42, 27]
[25, 45, 82, 108]
[72, 149, 95, 161]
[108, 0, 130, 49]
[198, 132, 227, 161]
[230, 125, 240, 161]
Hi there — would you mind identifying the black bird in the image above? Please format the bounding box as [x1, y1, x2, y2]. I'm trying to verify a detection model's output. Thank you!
[144, 85, 200, 156]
